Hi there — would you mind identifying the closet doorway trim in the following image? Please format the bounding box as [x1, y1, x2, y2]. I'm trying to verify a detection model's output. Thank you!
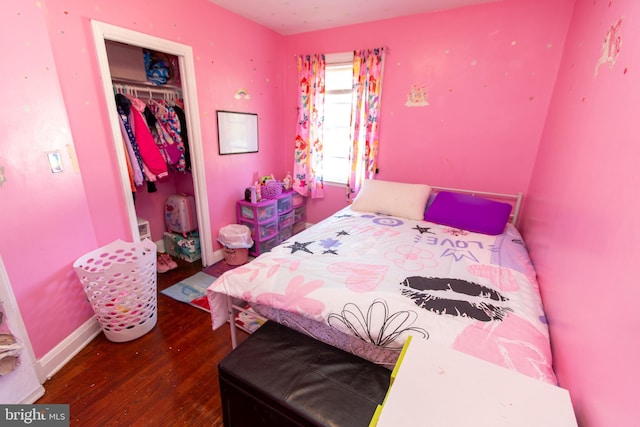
[91, 20, 213, 266]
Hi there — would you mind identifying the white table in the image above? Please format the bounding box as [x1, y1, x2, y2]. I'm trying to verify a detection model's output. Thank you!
[374, 337, 577, 427]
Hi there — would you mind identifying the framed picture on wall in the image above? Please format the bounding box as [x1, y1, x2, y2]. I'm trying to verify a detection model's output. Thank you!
[216, 110, 259, 155]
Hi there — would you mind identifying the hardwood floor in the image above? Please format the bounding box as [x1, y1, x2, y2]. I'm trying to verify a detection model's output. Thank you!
[36, 256, 248, 426]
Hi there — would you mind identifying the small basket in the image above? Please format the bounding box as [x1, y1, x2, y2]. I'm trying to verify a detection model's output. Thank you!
[261, 181, 283, 199]
[223, 247, 249, 266]
[73, 239, 158, 342]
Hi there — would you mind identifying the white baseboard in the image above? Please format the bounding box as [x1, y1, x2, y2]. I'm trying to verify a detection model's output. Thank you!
[22, 386, 45, 404]
[36, 316, 102, 384]
[210, 248, 224, 265]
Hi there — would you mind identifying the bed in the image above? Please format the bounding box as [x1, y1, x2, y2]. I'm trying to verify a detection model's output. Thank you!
[206, 180, 557, 385]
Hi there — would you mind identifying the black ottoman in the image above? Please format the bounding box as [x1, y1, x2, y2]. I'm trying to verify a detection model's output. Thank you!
[218, 321, 391, 427]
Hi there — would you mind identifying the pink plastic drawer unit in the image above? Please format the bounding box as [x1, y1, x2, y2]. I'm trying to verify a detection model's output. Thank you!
[278, 210, 294, 229]
[251, 235, 279, 256]
[240, 218, 278, 241]
[278, 225, 293, 243]
[277, 192, 292, 215]
[237, 199, 277, 223]
[294, 206, 306, 223]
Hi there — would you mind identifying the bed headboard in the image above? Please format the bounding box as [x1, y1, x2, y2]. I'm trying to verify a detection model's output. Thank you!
[429, 186, 524, 227]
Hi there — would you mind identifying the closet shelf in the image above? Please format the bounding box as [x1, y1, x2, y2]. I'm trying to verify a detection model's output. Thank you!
[113, 79, 182, 101]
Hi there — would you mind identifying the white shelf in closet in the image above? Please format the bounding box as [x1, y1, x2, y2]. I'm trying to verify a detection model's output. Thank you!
[137, 217, 151, 240]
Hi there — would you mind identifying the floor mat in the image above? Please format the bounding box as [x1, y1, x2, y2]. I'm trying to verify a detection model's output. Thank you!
[202, 261, 244, 278]
[161, 265, 264, 332]
[160, 271, 216, 312]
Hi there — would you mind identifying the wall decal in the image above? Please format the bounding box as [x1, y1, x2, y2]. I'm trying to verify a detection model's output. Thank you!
[234, 88, 251, 100]
[405, 84, 429, 107]
[0, 165, 6, 188]
[595, 17, 623, 77]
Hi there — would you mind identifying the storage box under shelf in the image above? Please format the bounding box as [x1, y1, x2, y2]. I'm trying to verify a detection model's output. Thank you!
[163, 231, 201, 262]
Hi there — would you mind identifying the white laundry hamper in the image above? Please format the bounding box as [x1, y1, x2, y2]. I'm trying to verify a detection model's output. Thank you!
[73, 239, 158, 342]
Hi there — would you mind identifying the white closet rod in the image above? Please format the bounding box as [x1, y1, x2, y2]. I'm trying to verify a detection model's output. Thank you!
[113, 82, 181, 101]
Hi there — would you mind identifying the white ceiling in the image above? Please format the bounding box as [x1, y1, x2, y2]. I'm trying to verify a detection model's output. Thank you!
[208, 0, 502, 35]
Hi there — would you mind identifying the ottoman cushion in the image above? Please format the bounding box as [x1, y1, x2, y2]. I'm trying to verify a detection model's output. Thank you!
[218, 321, 391, 427]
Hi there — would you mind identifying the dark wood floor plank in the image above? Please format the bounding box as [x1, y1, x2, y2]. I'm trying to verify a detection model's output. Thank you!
[36, 257, 247, 426]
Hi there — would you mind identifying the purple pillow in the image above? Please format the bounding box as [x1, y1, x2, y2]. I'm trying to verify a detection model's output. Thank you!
[424, 191, 512, 235]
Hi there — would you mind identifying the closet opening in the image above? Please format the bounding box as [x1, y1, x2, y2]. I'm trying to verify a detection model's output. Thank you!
[91, 21, 213, 267]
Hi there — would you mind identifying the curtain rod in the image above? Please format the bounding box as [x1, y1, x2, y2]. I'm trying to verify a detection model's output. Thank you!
[295, 45, 389, 58]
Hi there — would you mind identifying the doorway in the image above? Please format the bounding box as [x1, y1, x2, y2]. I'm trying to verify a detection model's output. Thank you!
[91, 20, 213, 266]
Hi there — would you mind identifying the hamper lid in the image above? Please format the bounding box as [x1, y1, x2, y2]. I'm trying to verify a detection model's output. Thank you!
[218, 224, 253, 249]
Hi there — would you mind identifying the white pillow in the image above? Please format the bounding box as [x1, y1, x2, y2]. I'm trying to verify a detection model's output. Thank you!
[351, 179, 432, 220]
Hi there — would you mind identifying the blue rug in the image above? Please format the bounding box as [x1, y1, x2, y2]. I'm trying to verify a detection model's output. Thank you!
[160, 271, 216, 312]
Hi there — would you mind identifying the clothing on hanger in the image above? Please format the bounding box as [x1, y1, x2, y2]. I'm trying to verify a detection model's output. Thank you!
[173, 104, 191, 171]
[116, 93, 173, 186]
[147, 99, 187, 172]
[130, 107, 169, 180]
[116, 103, 145, 186]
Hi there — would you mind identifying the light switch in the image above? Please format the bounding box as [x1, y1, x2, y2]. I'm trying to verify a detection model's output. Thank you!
[46, 151, 63, 173]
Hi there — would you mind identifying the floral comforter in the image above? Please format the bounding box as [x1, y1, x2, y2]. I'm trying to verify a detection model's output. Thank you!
[207, 206, 556, 384]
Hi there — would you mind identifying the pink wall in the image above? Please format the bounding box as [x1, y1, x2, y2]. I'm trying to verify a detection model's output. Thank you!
[284, 0, 574, 223]
[3, 0, 634, 424]
[523, 0, 640, 425]
[0, 0, 97, 359]
[0, 0, 286, 358]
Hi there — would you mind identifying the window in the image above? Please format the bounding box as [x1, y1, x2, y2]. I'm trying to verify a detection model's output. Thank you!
[323, 53, 354, 184]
